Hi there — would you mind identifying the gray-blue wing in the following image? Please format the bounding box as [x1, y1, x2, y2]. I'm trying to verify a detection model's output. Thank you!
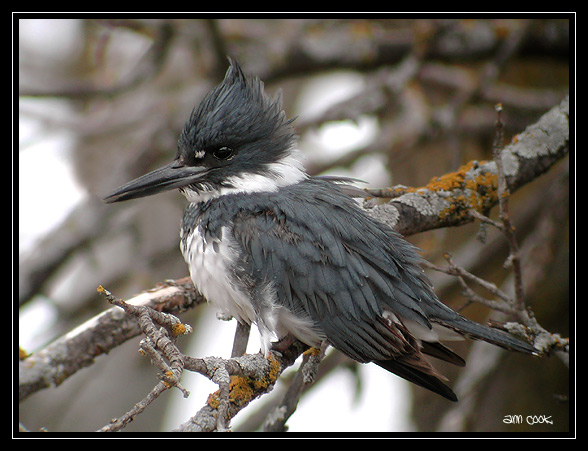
[229, 179, 535, 402]
[230, 179, 438, 364]
[233, 179, 536, 401]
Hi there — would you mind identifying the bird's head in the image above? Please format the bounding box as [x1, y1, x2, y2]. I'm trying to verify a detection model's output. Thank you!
[104, 58, 305, 204]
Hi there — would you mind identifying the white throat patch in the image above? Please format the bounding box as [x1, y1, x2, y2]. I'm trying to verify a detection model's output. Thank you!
[181, 152, 307, 204]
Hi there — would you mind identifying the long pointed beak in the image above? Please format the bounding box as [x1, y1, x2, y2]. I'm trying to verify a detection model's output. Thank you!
[103, 160, 207, 203]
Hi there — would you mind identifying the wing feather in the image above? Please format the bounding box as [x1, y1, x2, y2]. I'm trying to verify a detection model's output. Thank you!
[225, 178, 534, 401]
[230, 179, 434, 361]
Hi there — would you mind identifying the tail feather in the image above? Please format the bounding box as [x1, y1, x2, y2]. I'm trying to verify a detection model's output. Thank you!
[373, 316, 536, 402]
[421, 341, 466, 367]
[374, 359, 458, 402]
[438, 316, 537, 355]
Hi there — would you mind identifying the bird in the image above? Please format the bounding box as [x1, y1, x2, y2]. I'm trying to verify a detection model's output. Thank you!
[104, 58, 537, 402]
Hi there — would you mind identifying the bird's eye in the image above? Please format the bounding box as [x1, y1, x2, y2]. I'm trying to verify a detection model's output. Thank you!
[212, 146, 234, 160]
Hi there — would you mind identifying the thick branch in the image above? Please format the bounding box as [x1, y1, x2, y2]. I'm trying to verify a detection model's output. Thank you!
[18, 277, 204, 402]
[364, 96, 569, 236]
[174, 342, 309, 432]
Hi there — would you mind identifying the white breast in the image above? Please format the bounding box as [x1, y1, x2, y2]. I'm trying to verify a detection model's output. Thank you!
[180, 225, 257, 326]
[180, 221, 324, 355]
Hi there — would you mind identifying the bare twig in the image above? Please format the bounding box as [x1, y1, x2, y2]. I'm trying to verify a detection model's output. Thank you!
[492, 104, 525, 311]
[96, 286, 192, 431]
[18, 277, 204, 403]
[422, 256, 518, 316]
[363, 96, 569, 236]
[424, 104, 568, 359]
[95, 285, 314, 431]
[262, 347, 324, 432]
[99, 381, 171, 432]
[175, 342, 309, 432]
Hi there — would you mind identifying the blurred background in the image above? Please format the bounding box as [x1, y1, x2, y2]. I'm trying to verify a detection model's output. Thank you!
[18, 17, 570, 433]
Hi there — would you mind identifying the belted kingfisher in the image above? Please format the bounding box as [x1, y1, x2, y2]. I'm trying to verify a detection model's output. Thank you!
[104, 58, 536, 402]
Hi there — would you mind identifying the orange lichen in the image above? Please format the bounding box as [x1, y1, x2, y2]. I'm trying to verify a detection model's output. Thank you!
[171, 323, 188, 336]
[207, 375, 266, 410]
[229, 376, 255, 407]
[207, 354, 282, 410]
[251, 354, 281, 391]
[413, 160, 499, 220]
[19, 346, 30, 360]
[303, 347, 322, 357]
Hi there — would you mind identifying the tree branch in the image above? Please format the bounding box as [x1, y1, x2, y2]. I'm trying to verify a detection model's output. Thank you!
[363, 96, 569, 236]
[19, 97, 569, 430]
[422, 103, 568, 360]
[173, 342, 309, 432]
[18, 277, 204, 402]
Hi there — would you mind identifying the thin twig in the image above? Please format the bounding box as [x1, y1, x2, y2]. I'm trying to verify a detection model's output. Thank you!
[423, 257, 518, 316]
[492, 104, 525, 312]
[97, 285, 311, 431]
[467, 208, 504, 230]
[263, 347, 324, 432]
[96, 285, 192, 431]
[424, 106, 569, 360]
[98, 381, 170, 432]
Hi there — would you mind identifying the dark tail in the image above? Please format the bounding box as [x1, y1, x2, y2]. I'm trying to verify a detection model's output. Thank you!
[374, 359, 458, 402]
[374, 317, 536, 402]
[439, 315, 537, 355]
